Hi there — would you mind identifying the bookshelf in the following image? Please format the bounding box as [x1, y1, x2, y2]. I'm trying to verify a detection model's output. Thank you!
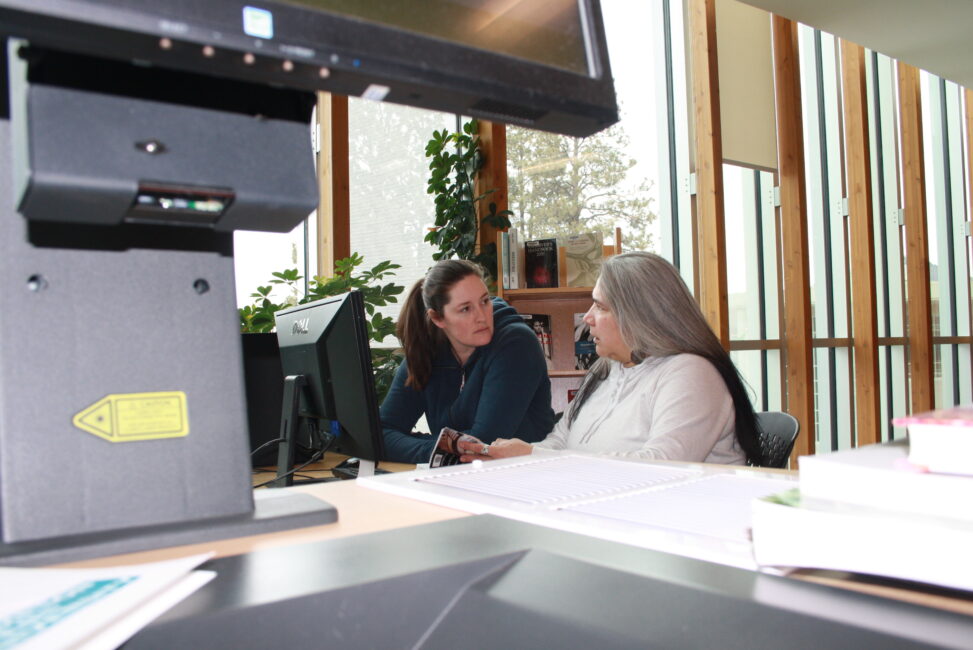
[497, 229, 622, 413]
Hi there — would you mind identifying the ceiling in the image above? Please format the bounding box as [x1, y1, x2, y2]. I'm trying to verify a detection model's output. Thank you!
[735, 0, 973, 90]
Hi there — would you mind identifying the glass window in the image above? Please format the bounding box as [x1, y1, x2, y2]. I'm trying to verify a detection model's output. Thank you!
[234, 225, 309, 308]
[922, 73, 973, 407]
[347, 99, 455, 333]
[506, 0, 662, 254]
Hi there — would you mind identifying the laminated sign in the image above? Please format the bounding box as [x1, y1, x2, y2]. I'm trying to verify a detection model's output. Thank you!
[72, 392, 189, 442]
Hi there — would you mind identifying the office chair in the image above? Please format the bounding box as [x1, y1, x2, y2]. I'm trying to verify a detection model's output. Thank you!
[754, 411, 800, 469]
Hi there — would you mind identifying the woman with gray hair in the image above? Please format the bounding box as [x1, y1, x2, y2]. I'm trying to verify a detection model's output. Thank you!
[457, 251, 762, 465]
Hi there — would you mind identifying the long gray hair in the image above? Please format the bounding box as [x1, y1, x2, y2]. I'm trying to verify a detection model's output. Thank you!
[568, 252, 762, 464]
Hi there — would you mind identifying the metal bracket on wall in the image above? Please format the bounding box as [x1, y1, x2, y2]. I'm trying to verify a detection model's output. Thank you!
[768, 186, 781, 208]
[834, 198, 849, 219]
[683, 173, 697, 196]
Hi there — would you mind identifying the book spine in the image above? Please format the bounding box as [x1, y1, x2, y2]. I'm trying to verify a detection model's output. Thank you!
[509, 228, 521, 289]
[500, 231, 510, 290]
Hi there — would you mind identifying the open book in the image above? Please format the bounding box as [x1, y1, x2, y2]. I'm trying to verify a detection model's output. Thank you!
[427, 427, 465, 468]
[360, 454, 796, 570]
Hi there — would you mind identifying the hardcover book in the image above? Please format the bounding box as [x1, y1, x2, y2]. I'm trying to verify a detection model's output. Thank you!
[508, 228, 522, 289]
[563, 232, 604, 288]
[892, 405, 973, 475]
[499, 231, 510, 290]
[797, 440, 973, 521]
[521, 313, 553, 369]
[751, 488, 973, 591]
[524, 238, 558, 288]
[573, 312, 597, 370]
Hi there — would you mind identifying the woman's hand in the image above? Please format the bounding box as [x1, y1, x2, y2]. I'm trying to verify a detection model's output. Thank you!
[456, 437, 533, 462]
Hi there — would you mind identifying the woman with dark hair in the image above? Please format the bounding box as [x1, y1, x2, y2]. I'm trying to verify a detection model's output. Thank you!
[457, 252, 762, 466]
[380, 259, 555, 463]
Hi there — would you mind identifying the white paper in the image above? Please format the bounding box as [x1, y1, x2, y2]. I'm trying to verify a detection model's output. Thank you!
[360, 455, 796, 569]
[0, 553, 214, 650]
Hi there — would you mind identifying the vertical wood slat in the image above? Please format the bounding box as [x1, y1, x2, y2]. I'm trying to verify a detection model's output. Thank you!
[771, 16, 815, 458]
[687, 0, 729, 347]
[840, 42, 881, 445]
[966, 89, 973, 387]
[475, 120, 507, 285]
[897, 63, 935, 414]
[315, 92, 350, 277]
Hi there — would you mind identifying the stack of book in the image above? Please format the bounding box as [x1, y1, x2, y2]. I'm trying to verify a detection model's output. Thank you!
[751, 423, 973, 591]
[892, 405, 973, 475]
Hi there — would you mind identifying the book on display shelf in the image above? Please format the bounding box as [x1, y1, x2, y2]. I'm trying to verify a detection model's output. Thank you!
[500, 231, 511, 290]
[521, 313, 553, 370]
[573, 312, 597, 370]
[524, 238, 558, 289]
[563, 232, 604, 288]
[508, 228, 522, 289]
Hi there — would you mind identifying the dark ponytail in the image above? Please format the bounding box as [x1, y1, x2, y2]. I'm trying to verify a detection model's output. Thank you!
[396, 259, 485, 390]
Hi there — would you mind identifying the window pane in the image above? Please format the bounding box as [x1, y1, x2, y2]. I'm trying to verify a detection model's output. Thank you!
[347, 99, 455, 335]
[922, 73, 973, 406]
[730, 349, 782, 413]
[234, 223, 308, 308]
[725, 166, 779, 341]
[506, 0, 661, 255]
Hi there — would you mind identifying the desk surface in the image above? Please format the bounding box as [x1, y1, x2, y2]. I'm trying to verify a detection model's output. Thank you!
[67, 461, 973, 621]
[64, 476, 467, 570]
[250, 453, 415, 487]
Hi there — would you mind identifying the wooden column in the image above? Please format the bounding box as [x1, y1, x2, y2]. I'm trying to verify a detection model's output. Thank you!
[840, 42, 881, 446]
[772, 16, 815, 457]
[475, 120, 508, 282]
[687, 0, 729, 346]
[966, 89, 973, 384]
[897, 63, 935, 414]
[316, 92, 350, 277]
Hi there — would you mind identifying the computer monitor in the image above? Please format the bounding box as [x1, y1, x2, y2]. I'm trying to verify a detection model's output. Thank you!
[0, 0, 618, 137]
[272, 290, 385, 485]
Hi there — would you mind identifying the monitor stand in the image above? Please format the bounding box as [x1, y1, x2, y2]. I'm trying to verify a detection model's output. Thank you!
[272, 375, 308, 488]
[270, 375, 380, 488]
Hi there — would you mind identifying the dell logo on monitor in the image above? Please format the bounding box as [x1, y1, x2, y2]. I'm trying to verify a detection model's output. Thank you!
[292, 318, 310, 335]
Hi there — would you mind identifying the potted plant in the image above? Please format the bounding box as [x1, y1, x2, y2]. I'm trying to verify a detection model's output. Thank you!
[424, 118, 512, 282]
[239, 253, 404, 403]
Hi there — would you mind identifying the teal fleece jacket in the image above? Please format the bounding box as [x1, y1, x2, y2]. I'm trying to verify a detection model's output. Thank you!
[380, 298, 554, 463]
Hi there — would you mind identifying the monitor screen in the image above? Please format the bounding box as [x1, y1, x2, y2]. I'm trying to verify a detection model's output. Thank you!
[0, 0, 618, 137]
[273, 290, 385, 468]
[281, 0, 592, 76]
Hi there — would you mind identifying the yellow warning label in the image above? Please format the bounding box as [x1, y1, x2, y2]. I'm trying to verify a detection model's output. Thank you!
[73, 392, 189, 442]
